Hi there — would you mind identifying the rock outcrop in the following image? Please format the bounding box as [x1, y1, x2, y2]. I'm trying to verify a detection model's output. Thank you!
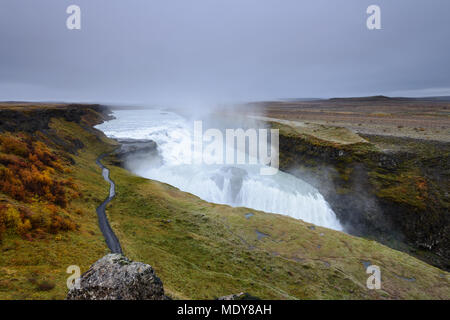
[67, 254, 168, 300]
[112, 138, 161, 168]
[115, 139, 158, 158]
[0, 104, 111, 133]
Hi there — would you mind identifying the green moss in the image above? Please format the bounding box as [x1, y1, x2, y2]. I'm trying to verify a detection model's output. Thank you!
[369, 170, 428, 209]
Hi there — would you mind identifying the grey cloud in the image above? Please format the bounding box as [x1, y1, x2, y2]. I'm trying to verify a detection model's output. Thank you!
[0, 0, 449, 104]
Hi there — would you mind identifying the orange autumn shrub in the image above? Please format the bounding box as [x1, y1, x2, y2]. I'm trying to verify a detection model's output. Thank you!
[0, 203, 77, 241]
[0, 133, 79, 241]
[0, 134, 29, 157]
[0, 133, 78, 207]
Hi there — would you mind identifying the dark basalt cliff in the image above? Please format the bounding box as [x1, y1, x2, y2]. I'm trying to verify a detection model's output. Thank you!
[277, 128, 449, 270]
[0, 103, 113, 158]
[0, 104, 112, 133]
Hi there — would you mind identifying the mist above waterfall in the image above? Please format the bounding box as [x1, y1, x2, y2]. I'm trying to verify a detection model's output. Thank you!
[96, 108, 343, 231]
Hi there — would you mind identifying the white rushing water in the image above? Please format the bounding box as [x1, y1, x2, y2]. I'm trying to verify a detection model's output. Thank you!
[96, 109, 343, 231]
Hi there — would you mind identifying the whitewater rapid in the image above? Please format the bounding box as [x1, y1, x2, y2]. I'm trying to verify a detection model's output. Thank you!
[96, 108, 343, 231]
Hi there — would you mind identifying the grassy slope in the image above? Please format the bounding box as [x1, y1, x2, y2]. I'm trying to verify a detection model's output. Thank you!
[105, 159, 449, 300]
[0, 118, 116, 299]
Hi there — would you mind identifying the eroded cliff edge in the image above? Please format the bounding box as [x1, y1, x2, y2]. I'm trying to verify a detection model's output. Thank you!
[274, 121, 449, 270]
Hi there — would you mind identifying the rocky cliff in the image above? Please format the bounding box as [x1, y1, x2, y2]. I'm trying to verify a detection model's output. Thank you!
[274, 121, 449, 270]
[0, 103, 112, 133]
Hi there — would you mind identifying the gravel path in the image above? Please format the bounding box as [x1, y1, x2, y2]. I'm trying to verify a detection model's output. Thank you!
[95, 155, 123, 254]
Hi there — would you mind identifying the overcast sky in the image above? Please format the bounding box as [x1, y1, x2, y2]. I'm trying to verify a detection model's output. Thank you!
[1, 0, 449, 105]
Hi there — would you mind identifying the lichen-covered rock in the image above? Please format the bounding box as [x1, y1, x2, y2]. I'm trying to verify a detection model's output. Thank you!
[67, 254, 168, 300]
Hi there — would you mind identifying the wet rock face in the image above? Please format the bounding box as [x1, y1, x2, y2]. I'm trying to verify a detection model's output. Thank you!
[115, 139, 158, 158]
[278, 132, 450, 270]
[67, 254, 168, 300]
[112, 139, 161, 168]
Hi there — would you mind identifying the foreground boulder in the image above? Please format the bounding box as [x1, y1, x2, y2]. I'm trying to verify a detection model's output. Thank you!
[67, 254, 168, 300]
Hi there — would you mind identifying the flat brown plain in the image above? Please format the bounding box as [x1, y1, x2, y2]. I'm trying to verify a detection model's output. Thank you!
[242, 97, 450, 142]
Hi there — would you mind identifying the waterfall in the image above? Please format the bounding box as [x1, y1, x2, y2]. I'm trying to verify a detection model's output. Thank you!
[96, 108, 343, 231]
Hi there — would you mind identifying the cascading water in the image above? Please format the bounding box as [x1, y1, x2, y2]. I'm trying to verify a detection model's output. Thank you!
[96, 108, 343, 231]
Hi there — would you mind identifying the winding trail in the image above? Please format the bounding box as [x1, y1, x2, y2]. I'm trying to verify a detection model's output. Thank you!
[95, 154, 123, 254]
